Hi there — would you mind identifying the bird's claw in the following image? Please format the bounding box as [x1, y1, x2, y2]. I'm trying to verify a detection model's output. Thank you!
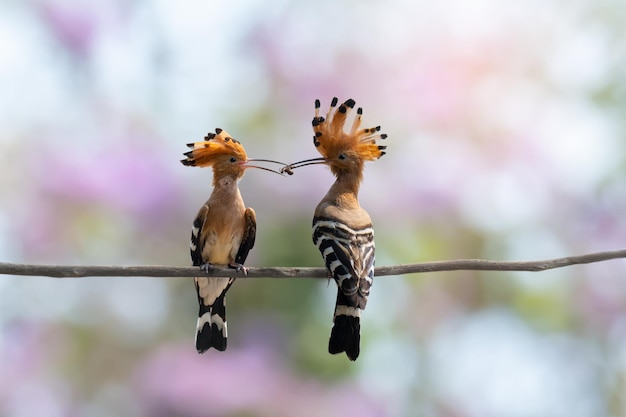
[200, 262, 214, 274]
[228, 262, 248, 275]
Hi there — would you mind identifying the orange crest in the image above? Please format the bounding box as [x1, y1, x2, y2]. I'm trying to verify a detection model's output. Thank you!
[312, 97, 387, 161]
[181, 128, 248, 167]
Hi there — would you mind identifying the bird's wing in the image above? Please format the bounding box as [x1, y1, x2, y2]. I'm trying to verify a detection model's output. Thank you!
[234, 207, 256, 265]
[313, 217, 375, 307]
[190, 203, 209, 267]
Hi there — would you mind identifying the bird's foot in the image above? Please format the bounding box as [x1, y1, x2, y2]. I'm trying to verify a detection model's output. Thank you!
[228, 262, 248, 275]
[200, 262, 214, 274]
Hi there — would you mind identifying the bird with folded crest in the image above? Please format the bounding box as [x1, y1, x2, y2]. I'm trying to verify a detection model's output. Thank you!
[181, 128, 286, 352]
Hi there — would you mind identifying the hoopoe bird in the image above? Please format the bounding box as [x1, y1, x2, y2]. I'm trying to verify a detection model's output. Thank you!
[181, 128, 286, 353]
[281, 97, 387, 360]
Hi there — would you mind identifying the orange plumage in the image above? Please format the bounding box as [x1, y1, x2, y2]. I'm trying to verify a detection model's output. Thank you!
[181, 128, 248, 167]
[312, 98, 387, 170]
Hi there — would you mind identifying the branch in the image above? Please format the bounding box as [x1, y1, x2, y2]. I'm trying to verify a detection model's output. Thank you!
[1, 248, 625, 278]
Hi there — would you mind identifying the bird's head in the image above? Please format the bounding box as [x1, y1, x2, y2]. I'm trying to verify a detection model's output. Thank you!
[281, 98, 387, 178]
[181, 128, 287, 182]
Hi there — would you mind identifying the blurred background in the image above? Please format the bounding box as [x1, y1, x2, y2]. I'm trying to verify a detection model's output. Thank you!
[1, 0, 626, 416]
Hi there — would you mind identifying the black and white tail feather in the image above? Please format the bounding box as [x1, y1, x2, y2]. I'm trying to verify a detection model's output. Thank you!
[312, 216, 375, 361]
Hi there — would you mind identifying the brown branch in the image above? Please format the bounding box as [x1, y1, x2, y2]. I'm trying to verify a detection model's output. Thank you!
[1, 248, 625, 278]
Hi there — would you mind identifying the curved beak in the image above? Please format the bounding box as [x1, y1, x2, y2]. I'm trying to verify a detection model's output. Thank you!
[241, 158, 292, 176]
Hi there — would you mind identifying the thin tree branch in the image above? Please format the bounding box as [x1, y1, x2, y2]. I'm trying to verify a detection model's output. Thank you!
[0, 248, 624, 278]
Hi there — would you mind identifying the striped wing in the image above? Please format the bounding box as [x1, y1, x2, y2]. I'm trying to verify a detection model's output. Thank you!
[234, 208, 256, 266]
[312, 216, 375, 309]
[190, 203, 209, 267]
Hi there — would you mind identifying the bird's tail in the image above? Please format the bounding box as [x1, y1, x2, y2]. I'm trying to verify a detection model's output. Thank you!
[328, 289, 361, 361]
[195, 294, 228, 352]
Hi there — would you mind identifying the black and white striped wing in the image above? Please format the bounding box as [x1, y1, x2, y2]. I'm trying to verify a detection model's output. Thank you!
[312, 216, 375, 309]
[190, 204, 209, 267]
[234, 208, 256, 266]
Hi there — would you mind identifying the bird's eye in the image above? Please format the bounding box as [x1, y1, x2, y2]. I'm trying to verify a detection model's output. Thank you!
[230, 157, 237, 163]
[338, 154, 346, 160]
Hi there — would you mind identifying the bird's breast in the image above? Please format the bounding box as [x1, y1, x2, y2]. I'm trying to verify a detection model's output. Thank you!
[202, 229, 243, 265]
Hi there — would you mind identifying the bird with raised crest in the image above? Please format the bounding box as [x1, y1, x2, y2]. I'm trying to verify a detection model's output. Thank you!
[281, 97, 387, 360]
[181, 128, 287, 353]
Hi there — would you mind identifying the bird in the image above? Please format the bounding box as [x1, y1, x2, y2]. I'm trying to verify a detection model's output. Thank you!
[281, 97, 387, 360]
[181, 128, 286, 353]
